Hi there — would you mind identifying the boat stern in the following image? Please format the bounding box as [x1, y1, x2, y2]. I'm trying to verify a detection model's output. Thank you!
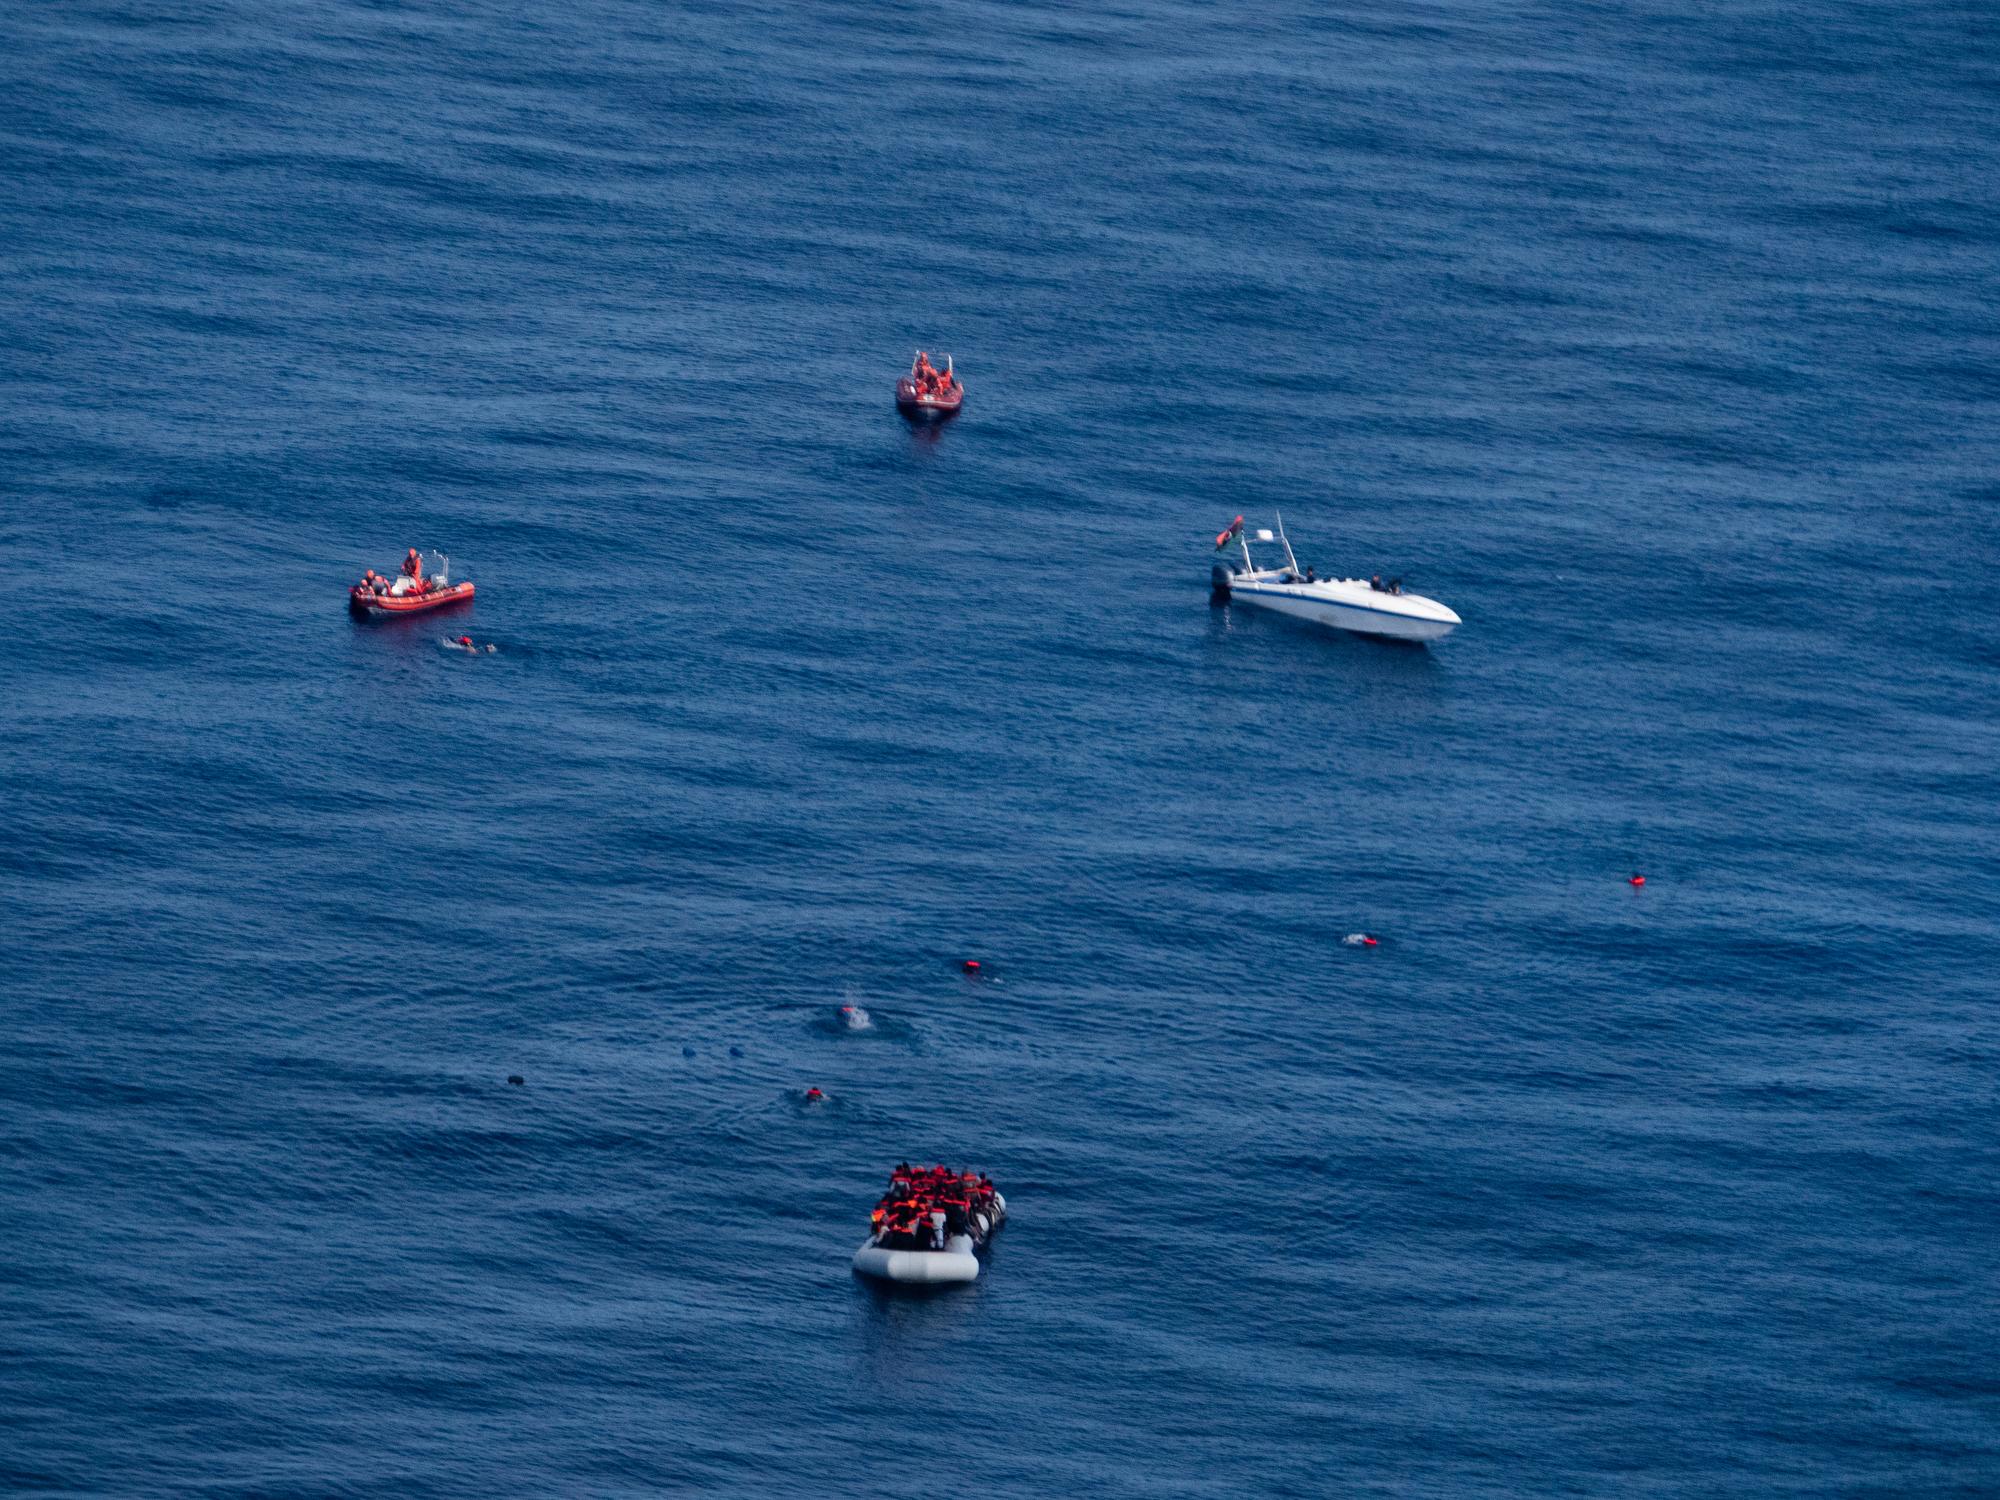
[853, 1242, 981, 1284]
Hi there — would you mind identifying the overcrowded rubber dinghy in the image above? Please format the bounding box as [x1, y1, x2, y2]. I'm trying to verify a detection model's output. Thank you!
[896, 350, 962, 420]
[349, 549, 474, 617]
[852, 1162, 1005, 1285]
[1209, 514, 1459, 643]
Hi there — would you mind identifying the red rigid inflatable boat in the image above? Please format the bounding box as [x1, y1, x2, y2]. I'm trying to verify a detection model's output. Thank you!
[350, 579, 474, 616]
[896, 350, 962, 420]
[349, 550, 474, 616]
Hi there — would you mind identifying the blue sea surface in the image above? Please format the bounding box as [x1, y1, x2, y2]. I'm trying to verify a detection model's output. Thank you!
[3, 1, 1998, 1494]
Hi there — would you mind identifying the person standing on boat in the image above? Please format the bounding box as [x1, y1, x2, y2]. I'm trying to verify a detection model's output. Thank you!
[401, 548, 425, 589]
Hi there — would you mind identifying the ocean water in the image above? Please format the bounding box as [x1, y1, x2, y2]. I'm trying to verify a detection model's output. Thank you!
[3, 1, 1998, 1494]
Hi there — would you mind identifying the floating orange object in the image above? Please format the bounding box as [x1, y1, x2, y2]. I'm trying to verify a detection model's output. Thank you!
[962, 960, 981, 972]
[1629, 875, 1646, 886]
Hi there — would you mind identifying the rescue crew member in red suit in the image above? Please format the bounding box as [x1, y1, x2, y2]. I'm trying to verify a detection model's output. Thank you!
[401, 548, 424, 590]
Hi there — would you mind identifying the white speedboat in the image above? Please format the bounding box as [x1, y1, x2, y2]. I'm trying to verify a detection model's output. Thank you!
[1209, 514, 1459, 642]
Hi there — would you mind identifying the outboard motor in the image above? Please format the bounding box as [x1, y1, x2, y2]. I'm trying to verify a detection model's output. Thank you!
[1210, 563, 1233, 601]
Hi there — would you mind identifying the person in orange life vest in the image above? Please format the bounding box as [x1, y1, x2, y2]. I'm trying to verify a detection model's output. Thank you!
[402, 548, 424, 587]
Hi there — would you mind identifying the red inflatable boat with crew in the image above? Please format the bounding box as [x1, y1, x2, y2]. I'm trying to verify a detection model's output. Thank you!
[349, 549, 475, 616]
[896, 350, 962, 420]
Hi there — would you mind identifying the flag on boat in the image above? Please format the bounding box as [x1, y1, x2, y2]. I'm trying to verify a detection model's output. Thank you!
[1214, 516, 1244, 550]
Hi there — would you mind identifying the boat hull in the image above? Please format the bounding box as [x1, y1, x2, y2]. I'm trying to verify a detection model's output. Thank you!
[1226, 581, 1456, 642]
[853, 1237, 981, 1284]
[896, 378, 962, 420]
[349, 581, 475, 616]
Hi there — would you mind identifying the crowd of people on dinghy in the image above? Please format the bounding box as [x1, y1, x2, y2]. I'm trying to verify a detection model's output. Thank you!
[908, 351, 955, 398]
[869, 1162, 1001, 1250]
